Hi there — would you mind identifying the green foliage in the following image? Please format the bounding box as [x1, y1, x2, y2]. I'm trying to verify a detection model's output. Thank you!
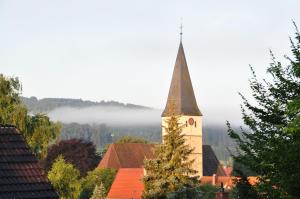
[165, 186, 203, 199]
[80, 168, 117, 199]
[227, 23, 300, 199]
[199, 184, 218, 199]
[0, 74, 61, 159]
[22, 96, 234, 163]
[48, 155, 81, 199]
[89, 183, 106, 199]
[143, 115, 201, 199]
[115, 135, 149, 143]
[229, 175, 259, 199]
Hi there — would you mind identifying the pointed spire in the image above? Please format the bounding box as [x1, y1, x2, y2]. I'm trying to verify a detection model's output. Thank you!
[162, 42, 202, 117]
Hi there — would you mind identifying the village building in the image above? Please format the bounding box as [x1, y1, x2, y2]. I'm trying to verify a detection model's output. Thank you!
[0, 125, 58, 199]
[103, 39, 230, 198]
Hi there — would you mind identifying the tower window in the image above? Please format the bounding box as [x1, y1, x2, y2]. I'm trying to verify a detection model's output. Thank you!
[186, 121, 188, 127]
[195, 121, 197, 127]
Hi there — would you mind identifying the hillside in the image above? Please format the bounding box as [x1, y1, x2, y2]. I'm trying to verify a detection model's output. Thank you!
[21, 96, 234, 164]
[21, 96, 151, 113]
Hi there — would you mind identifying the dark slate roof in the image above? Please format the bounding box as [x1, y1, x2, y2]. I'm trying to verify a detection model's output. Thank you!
[162, 42, 202, 117]
[0, 125, 59, 199]
[98, 143, 155, 169]
[98, 143, 225, 176]
[203, 145, 226, 176]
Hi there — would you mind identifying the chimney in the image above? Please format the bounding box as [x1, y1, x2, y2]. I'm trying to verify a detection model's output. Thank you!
[212, 174, 217, 185]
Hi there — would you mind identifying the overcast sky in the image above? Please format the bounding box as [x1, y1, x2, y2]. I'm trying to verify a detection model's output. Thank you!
[1, 0, 300, 124]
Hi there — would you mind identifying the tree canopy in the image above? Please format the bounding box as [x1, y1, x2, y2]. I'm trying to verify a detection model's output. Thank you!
[143, 115, 202, 199]
[0, 74, 60, 158]
[42, 138, 100, 177]
[80, 168, 117, 199]
[48, 155, 82, 199]
[227, 23, 300, 198]
[115, 135, 149, 144]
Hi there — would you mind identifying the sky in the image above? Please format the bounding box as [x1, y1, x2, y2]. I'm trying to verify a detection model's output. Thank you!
[1, 0, 300, 125]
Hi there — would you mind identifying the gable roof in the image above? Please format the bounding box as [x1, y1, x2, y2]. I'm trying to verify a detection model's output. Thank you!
[203, 145, 226, 176]
[98, 143, 155, 169]
[0, 125, 58, 199]
[107, 168, 144, 199]
[162, 42, 202, 117]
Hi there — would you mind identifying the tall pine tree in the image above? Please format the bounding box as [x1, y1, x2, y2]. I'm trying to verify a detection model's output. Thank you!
[227, 23, 300, 199]
[143, 115, 202, 199]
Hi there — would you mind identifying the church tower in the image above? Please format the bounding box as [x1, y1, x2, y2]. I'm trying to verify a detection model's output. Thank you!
[162, 40, 203, 177]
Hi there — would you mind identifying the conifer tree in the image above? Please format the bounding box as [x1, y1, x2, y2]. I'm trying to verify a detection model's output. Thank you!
[227, 23, 300, 199]
[90, 183, 106, 199]
[143, 115, 202, 199]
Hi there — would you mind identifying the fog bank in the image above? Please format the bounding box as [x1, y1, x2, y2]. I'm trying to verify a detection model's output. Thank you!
[48, 106, 161, 126]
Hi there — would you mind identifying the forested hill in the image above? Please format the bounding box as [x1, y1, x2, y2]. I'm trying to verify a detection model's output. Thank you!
[21, 96, 151, 113]
[21, 96, 235, 164]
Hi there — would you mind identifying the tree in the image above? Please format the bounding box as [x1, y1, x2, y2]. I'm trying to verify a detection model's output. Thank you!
[229, 175, 260, 199]
[143, 115, 202, 199]
[42, 138, 100, 176]
[199, 184, 218, 199]
[0, 74, 60, 159]
[89, 183, 106, 199]
[48, 155, 81, 199]
[227, 23, 300, 199]
[115, 135, 149, 143]
[80, 168, 117, 199]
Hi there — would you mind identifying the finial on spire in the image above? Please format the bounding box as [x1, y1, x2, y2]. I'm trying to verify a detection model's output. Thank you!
[180, 22, 183, 42]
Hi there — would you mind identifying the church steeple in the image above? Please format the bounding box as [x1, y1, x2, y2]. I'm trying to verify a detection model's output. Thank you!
[162, 42, 202, 117]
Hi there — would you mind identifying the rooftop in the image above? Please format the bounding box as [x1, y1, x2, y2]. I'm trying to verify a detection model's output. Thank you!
[0, 125, 58, 199]
[107, 168, 144, 199]
[162, 42, 202, 117]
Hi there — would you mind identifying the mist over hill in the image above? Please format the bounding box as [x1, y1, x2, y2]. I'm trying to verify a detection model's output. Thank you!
[22, 96, 235, 164]
[22, 96, 150, 113]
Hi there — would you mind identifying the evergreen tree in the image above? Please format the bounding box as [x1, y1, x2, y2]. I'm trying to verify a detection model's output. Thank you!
[227, 23, 300, 199]
[143, 115, 202, 199]
[80, 168, 117, 199]
[89, 183, 106, 199]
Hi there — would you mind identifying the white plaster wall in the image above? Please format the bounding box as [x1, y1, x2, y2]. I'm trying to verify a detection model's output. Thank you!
[162, 115, 203, 177]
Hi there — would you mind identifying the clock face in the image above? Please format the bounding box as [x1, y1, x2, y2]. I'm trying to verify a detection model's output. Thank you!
[188, 118, 194, 125]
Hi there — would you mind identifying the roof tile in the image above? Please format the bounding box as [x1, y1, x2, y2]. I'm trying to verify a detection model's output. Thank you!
[0, 125, 58, 199]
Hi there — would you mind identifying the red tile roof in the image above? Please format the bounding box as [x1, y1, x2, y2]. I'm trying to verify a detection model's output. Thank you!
[99, 144, 226, 176]
[98, 143, 155, 169]
[107, 168, 144, 199]
[0, 125, 59, 199]
[200, 176, 259, 190]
